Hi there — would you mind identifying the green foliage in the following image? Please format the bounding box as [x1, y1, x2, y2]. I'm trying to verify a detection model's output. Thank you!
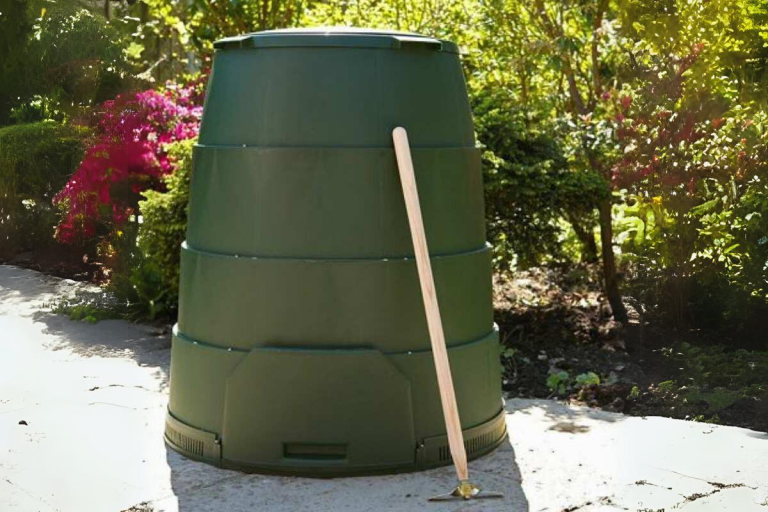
[656, 380, 677, 393]
[474, 95, 607, 268]
[109, 255, 169, 322]
[47, 287, 126, 324]
[9, 95, 66, 124]
[0, 3, 134, 124]
[611, 49, 768, 326]
[55, 302, 119, 324]
[666, 342, 768, 394]
[547, 370, 601, 395]
[636, 341, 768, 421]
[0, 0, 34, 124]
[103, 222, 167, 321]
[27, 7, 132, 118]
[0, 121, 87, 257]
[575, 372, 601, 386]
[136, 139, 194, 313]
[0, 122, 86, 199]
[684, 388, 740, 413]
[104, 139, 194, 322]
[546, 370, 570, 394]
[115, 0, 307, 81]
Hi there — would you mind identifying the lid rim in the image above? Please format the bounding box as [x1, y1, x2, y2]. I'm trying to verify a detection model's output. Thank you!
[213, 29, 459, 53]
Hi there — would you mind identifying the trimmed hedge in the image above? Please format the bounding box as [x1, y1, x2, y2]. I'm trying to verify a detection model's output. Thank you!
[0, 122, 87, 257]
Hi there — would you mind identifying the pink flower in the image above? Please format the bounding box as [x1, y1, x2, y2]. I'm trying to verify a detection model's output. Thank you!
[54, 75, 207, 243]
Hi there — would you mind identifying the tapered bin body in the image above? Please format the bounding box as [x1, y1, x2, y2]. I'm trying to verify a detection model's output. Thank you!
[165, 28, 505, 476]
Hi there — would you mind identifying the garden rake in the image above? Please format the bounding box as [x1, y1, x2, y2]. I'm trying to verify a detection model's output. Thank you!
[392, 127, 503, 502]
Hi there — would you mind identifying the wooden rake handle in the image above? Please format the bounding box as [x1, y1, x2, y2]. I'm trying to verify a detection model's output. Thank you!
[392, 127, 469, 482]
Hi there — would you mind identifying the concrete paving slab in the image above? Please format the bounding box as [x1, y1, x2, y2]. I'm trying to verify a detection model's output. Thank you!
[1, 264, 766, 512]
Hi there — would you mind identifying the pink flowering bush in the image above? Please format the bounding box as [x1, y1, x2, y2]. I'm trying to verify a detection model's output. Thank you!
[53, 77, 205, 243]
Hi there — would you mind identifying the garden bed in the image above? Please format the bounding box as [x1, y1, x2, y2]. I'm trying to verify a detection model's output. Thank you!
[495, 266, 768, 433]
[0, 246, 100, 282]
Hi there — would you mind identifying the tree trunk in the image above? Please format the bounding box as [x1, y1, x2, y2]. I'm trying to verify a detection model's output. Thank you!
[598, 198, 628, 322]
[568, 215, 598, 263]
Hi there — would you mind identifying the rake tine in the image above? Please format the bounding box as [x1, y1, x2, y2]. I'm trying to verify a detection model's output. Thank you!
[428, 481, 505, 501]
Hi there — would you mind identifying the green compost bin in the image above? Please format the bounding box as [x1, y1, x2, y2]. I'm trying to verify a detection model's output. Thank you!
[165, 28, 506, 476]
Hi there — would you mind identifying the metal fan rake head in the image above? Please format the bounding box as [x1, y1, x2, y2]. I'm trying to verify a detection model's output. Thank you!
[429, 480, 504, 501]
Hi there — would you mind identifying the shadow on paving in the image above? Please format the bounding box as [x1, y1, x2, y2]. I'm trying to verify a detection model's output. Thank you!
[162, 432, 529, 512]
[0, 266, 171, 389]
[0, 266, 62, 310]
[508, 397, 627, 426]
[37, 313, 172, 390]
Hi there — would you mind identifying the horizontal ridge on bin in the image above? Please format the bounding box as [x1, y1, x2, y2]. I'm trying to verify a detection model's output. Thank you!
[171, 323, 500, 356]
[213, 29, 461, 54]
[180, 240, 492, 262]
[193, 143, 479, 150]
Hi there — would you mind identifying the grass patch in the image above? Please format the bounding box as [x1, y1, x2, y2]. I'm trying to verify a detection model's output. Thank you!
[45, 289, 125, 324]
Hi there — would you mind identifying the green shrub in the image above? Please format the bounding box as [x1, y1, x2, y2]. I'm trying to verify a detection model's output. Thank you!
[546, 370, 570, 395]
[113, 140, 195, 318]
[0, 7, 135, 124]
[107, 222, 170, 322]
[9, 95, 66, 124]
[0, 121, 87, 258]
[575, 372, 601, 387]
[472, 93, 606, 269]
[0, 0, 33, 125]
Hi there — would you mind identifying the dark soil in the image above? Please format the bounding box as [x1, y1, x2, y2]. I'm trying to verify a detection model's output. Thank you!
[494, 265, 768, 433]
[0, 245, 100, 282]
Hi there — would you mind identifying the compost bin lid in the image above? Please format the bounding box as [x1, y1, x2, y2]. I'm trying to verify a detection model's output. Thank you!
[213, 27, 459, 53]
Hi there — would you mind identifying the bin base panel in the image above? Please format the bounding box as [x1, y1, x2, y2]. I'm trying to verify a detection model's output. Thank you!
[165, 407, 506, 477]
[165, 327, 505, 476]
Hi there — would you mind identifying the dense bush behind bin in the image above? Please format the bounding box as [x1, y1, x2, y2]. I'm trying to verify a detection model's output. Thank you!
[0, 122, 87, 258]
[107, 139, 194, 320]
[137, 139, 194, 309]
[472, 93, 606, 269]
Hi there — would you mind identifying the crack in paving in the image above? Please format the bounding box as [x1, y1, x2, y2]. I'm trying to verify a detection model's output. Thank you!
[88, 384, 158, 393]
[87, 401, 158, 410]
[561, 495, 616, 511]
[670, 481, 754, 508]
[3, 477, 61, 512]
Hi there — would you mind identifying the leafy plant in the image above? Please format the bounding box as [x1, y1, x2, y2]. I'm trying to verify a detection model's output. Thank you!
[1, 5, 135, 124]
[575, 372, 601, 387]
[135, 139, 195, 314]
[656, 380, 677, 393]
[48, 289, 125, 324]
[547, 370, 570, 394]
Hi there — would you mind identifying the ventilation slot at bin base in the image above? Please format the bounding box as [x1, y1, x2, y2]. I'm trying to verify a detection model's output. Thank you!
[416, 408, 506, 467]
[283, 443, 347, 461]
[165, 411, 221, 461]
